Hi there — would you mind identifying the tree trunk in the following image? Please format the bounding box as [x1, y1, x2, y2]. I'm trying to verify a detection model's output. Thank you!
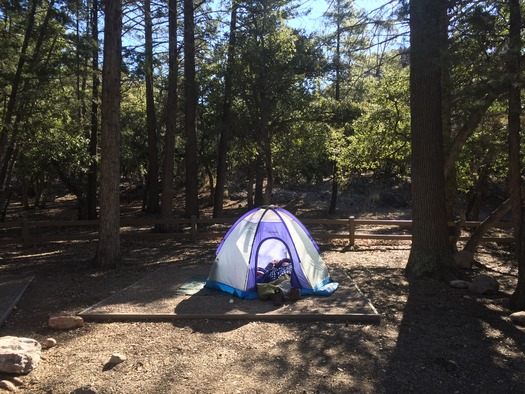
[0, 0, 38, 162]
[0, 0, 39, 211]
[440, 1, 456, 233]
[206, 166, 214, 206]
[444, 89, 503, 178]
[254, 157, 264, 207]
[263, 129, 273, 205]
[87, 0, 99, 220]
[0, 0, 57, 213]
[247, 159, 255, 209]
[183, 0, 199, 218]
[507, 0, 524, 310]
[328, 1, 341, 215]
[213, 1, 237, 218]
[405, 0, 458, 280]
[463, 198, 511, 254]
[465, 165, 489, 220]
[328, 162, 338, 215]
[95, 0, 122, 268]
[159, 0, 178, 228]
[144, 0, 160, 214]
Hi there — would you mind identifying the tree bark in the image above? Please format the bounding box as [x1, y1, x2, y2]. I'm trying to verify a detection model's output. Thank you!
[405, 0, 458, 280]
[463, 198, 511, 254]
[440, 0, 455, 226]
[159, 0, 178, 227]
[96, 0, 122, 268]
[328, 162, 338, 215]
[328, 0, 342, 215]
[254, 156, 264, 207]
[507, 0, 524, 310]
[144, 0, 160, 214]
[87, 0, 99, 220]
[183, 0, 199, 218]
[213, 1, 237, 218]
[334, 1, 341, 103]
[247, 159, 255, 209]
[263, 126, 273, 205]
[443, 89, 503, 178]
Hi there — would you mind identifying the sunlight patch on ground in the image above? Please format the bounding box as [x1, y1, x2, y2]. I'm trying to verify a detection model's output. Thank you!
[6, 250, 64, 260]
[54, 194, 78, 202]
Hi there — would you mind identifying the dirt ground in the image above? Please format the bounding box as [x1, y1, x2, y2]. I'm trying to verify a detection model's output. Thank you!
[1, 185, 525, 393]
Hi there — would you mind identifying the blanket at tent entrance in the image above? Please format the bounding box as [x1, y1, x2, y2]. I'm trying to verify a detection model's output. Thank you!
[205, 206, 339, 299]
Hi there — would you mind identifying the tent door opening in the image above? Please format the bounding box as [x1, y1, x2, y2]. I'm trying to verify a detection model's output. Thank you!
[254, 237, 291, 269]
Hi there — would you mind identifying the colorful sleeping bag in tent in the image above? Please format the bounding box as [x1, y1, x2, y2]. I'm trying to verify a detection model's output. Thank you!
[205, 206, 338, 299]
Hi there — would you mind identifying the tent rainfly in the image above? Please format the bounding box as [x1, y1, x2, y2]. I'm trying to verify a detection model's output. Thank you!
[205, 206, 338, 299]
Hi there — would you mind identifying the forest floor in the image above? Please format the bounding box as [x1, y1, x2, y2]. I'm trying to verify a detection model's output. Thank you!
[0, 179, 524, 393]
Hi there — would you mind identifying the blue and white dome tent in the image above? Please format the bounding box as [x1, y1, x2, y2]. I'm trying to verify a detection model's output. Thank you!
[205, 206, 339, 299]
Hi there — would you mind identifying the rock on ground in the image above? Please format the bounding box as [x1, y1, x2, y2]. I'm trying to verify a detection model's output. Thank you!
[0, 336, 41, 374]
[42, 338, 57, 349]
[468, 274, 499, 295]
[108, 353, 126, 365]
[510, 311, 525, 326]
[48, 314, 84, 330]
[450, 279, 470, 289]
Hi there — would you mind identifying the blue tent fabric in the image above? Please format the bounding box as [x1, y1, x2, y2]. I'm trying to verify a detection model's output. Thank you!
[315, 281, 340, 296]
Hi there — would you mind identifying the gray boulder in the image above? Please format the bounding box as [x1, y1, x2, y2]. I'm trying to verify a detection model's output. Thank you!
[0, 336, 41, 374]
[468, 274, 499, 295]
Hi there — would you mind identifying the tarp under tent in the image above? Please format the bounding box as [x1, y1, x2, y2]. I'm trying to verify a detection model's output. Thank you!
[205, 206, 339, 299]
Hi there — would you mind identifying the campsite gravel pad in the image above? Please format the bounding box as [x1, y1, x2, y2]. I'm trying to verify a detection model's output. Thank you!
[79, 265, 380, 323]
[0, 275, 34, 327]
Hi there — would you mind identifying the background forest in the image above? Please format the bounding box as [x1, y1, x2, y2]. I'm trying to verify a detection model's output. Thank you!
[0, 1, 523, 289]
[2, 0, 515, 220]
[1, 0, 411, 221]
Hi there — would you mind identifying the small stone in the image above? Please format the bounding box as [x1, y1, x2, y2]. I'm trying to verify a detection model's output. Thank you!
[510, 311, 525, 326]
[0, 380, 17, 392]
[108, 353, 126, 365]
[42, 338, 57, 349]
[70, 385, 99, 394]
[449, 280, 470, 289]
[48, 315, 84, 330]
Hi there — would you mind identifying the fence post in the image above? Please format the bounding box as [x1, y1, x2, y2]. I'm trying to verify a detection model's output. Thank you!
[190, 215, 197, 242]
[21, 221, 33, 247]
[348, 216, 355, 247]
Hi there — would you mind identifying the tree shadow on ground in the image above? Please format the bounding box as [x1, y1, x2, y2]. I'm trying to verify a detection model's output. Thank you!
[382, 277, 525, 393]
[0, 240, 214, 337]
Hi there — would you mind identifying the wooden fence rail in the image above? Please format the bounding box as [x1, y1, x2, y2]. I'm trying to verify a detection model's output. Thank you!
[0, 216, 514, 247]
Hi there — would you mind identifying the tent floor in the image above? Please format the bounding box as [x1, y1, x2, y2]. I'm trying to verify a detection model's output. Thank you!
[79, 266, 380, 324]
